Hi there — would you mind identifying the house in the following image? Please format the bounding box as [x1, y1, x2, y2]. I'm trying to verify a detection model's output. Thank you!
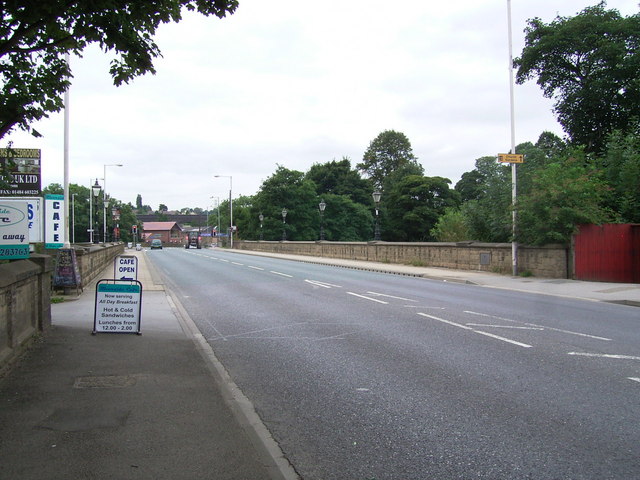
[142, 221, 183, 244]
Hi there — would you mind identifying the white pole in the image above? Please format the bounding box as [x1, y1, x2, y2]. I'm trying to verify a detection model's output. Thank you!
[229, 177, 233, 249]
[507, 0, 518, 276]
[103, 164, 107, 244]
[63, 53, 71, 248]
[89, 179, 93, 243]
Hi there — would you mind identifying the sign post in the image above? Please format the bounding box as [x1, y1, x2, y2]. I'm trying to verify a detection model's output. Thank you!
[93, 280, 142, 335]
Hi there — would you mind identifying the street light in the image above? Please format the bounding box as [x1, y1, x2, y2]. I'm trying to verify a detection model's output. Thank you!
[318, 199, 326, 241]
[281, 208, 287, 241]
[259, 213, 264, 241]
[372, 191, 382, 241]
[214, 175, 233, 248]
[103, 163, 123, 243]
[90, 179, 102, 244]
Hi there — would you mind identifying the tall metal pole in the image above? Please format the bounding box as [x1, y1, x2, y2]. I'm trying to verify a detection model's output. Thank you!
[214, 176, 233, 248]
[89, 179, 93, 243]
[71, 193, 76, 244]
[103, 164, 123, 243]
[63, 53, 71, 248]
[507, 0, 518, 276]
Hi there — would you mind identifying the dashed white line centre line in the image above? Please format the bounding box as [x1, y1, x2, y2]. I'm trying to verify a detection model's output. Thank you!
[248, 266, 264, 271]
[568, 352, 640, 361]
[346, 292, 389, 304]
[366, 292, 418, 302]
[270, 271, 293, 278]
[231, 262, 244, 266]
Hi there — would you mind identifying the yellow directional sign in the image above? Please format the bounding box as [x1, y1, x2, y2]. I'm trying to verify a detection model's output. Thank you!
[498, 153, 524, 163]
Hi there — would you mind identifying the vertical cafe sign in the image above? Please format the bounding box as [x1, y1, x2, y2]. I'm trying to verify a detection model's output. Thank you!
[0, 201, 29, 259]
[45, 194, 65, 249]
[0, 148, 41, 196]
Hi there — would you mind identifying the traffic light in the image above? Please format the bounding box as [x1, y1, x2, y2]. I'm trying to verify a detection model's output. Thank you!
[132, 225, 137, 234]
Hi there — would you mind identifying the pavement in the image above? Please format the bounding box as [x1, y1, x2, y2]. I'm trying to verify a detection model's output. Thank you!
[1, 247, 638, 480]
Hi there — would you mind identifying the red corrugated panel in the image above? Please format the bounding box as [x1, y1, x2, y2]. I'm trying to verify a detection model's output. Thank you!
[575, 224, 639, 283]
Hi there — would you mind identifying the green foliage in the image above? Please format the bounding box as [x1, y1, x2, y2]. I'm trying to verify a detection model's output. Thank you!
[430, 208, 471, 242]
[306, 157, 372, 205]
[0, 0, 238, 139]
[456, 156, 512, 242]
[514, 3, 640, 153]
[516, 154, 613, 246]
[382, 175, 459, 242]
[600, 129, 640, 222]
[357, 130, 419, 189]
[250, 166, 318, 241]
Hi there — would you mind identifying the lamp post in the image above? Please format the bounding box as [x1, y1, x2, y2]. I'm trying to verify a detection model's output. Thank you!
[372, 191, 382, 241]
[103, 163, 123, 243]
[90, 179, 102, 244]
[318, 199, 326, 241]
[259, 213, 264, 241]
[71, 193, 77, 244]
[214, 175, 233, 248]
[209, 196, 221, 244]
[506, 0, 518, 276]
[281, 208, 287, 241]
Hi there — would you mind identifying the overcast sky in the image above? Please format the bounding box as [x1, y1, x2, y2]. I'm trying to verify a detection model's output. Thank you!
[5, 0, 639, 211]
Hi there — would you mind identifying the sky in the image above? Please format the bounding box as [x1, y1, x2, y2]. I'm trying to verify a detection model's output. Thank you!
[4, 0, 639, 211]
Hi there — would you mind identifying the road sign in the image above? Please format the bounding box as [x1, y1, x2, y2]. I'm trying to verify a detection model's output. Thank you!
[93, 280, 142, 334]
[498, 153, 524, 163]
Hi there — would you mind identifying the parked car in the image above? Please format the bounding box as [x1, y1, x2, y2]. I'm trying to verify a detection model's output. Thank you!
[150, 239, 163, 249]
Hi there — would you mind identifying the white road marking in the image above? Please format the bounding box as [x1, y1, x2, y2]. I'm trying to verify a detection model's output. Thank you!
[568, 352, 640, 361]
[366, 292, 418, 302]
[219, 259, 229, 263]
[232, 262, 244, 266]
[628, 377, 640, 383]
[248, 266, 264, 271]
[417, 313, 472, 330]
[309, 280, 342, 288]
[305, 280, 332, 288]
[473, 331, 532, 348]
[464, 310, 611, 341]
[418, 313, 531, 348]
[466, 323, 544, 330]
[270, 271, 293, 278]
[346, 292, 389, 304]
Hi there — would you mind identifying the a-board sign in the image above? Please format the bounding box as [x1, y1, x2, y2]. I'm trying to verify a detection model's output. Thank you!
[93, 280, 142, 335]
[53, 248, 82, 290]
[114, 255, 138, 281]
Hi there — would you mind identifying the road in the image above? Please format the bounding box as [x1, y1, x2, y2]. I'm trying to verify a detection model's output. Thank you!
[147, 247, 640, 480]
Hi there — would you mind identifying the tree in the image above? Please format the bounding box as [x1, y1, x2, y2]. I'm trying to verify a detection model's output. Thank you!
[305, 157, 372, 206]
[430, 208, 471, 242]
[517, 154, 613, 246]
[357, 130, 419, 189]
[251, 166, 318, 241]
[382, 175, 459, 242]
[514, 3, 640, 153]
[601, 129, 640, 222]
[457, 156, 512, 242]
[0, 0, 238, 139]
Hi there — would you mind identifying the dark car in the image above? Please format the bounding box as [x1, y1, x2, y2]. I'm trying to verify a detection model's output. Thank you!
[150, 239, 163, 249]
